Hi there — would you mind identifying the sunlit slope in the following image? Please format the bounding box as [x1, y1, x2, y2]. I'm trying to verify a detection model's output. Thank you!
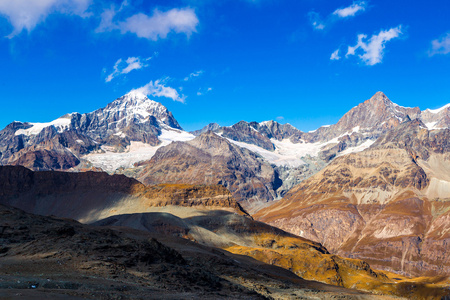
[256, 119, 450, 277]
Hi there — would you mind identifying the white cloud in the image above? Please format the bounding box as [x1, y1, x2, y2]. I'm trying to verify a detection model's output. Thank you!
[105, 56, 152, 82]
[184, 70, 204, 81]
[0, 0, 91, 38]
[429, 33, 450, 56]
[345, 26, 402, 65]
[132, 80, 186, 103]
[309, 1, 367, 30]
[276, 116, 284, 121]
[333, 1, 367, 18]
[330, 49, 341, 60]
[97, 6, 199, 41]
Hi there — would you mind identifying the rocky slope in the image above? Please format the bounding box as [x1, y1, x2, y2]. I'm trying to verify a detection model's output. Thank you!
[92, 207, 450, 298]
[255, 119, 450, 277]
[1, 204, 391, 299]
[1, 166, 448, 298]
[135, 131, 281, 212]
[174, 92, 449, 209]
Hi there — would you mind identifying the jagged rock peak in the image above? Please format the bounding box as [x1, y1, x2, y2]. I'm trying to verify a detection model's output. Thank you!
[365, 91, 403, 109]
[98, 90, 182, 130]
[190, 130, 227, 145]
[108, 91, 168, 117]
[187, 130, 241, 153]
[190, 122, 220, 136]
[370, 91, 389, 101]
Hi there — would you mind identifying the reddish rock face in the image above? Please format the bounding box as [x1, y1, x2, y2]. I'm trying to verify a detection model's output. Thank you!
[255, 120, 450, 277]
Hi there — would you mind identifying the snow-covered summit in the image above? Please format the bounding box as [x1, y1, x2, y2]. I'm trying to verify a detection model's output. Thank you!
[101, 91, 173, 126]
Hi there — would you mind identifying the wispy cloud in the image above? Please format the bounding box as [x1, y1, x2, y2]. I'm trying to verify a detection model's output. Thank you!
[95, 1, 129, 33]
[184, 70, 204, 81]
[132, 80, 186, 103]
[309, 1, 367, 31]
[0, 0, 91, 38]
[330, 49, 341, 60]
[197, 87, 213, 96]
[105, 56, 153, 82]
[96, 6, 199, 41]
[308, 12, 325, 30]
[344, 26, 403, 65]
[429, 33, 450, 56]
[333, 1, 366, 18]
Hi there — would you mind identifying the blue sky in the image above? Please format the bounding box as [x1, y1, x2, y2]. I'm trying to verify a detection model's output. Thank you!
[1, 0, 449, 132]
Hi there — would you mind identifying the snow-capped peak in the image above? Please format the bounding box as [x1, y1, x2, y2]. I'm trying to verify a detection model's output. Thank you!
[106, 91, 168, 121]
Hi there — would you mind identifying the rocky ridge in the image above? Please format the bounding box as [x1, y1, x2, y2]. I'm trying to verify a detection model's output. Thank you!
[174, 92, 449, 209]
[255, 119, 450, 277]
[2, 92, 449, 211]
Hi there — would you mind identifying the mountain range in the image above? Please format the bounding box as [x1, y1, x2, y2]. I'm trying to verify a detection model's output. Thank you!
[2, 91, 449, 211]
[1, 90, 450, 298]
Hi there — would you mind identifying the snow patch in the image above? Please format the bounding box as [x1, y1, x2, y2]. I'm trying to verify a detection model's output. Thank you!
[14, 117, 72, 136]
[425, 122, 438, 130]
[226, 130, 376, 167]
[337, 139, 375, 157]
[114, 131, 127, 138]
[83, 128, 195, 172]
[309, 125, 330, 133]
[226, 137, 338, 167]
[392, 102, 408, 109]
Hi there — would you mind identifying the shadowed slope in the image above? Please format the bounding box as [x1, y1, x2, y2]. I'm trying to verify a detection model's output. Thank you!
[0, 203, 403, 299]
[0, 165, 248, 223]
[93, 208, 450, 298]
